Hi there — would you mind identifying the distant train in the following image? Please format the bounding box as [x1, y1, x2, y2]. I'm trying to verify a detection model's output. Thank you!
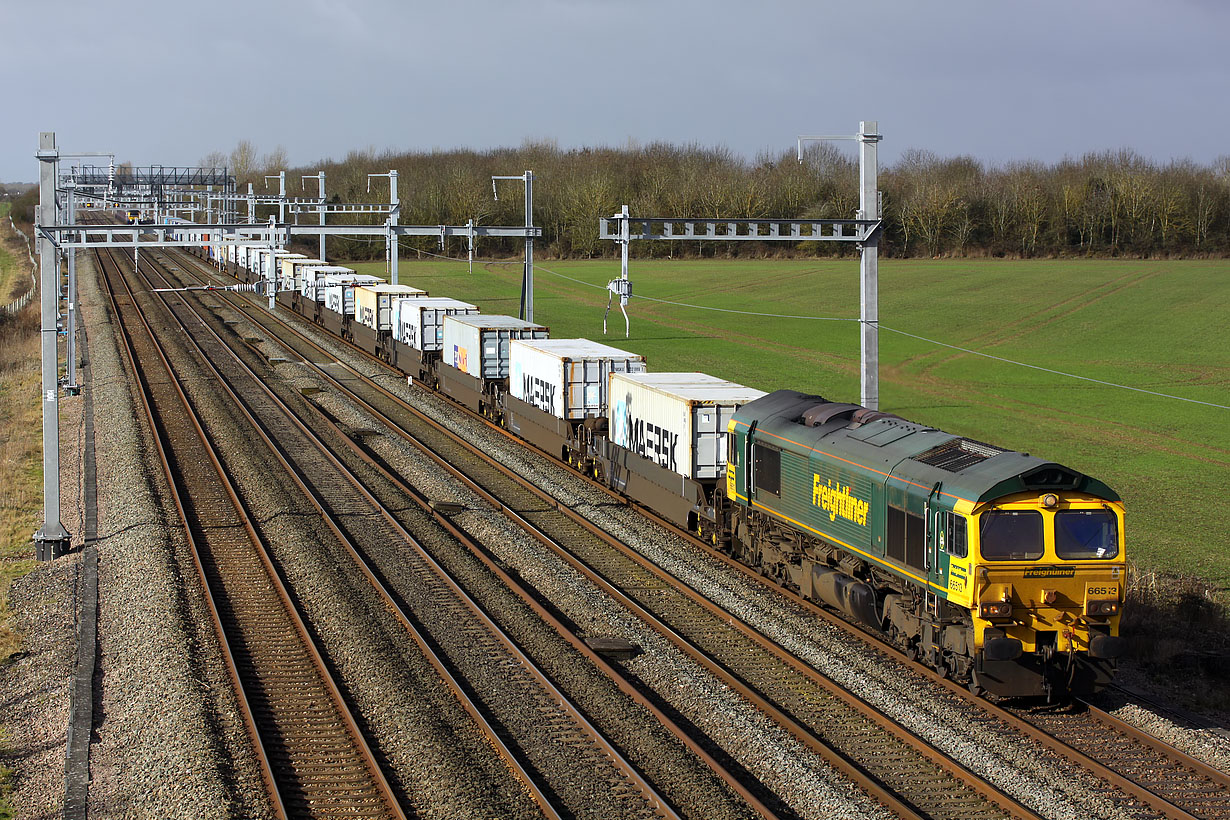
[176, 231, 1126, 698]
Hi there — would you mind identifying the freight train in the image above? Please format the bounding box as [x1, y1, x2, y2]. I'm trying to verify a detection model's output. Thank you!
[175, 230, 1126, 699]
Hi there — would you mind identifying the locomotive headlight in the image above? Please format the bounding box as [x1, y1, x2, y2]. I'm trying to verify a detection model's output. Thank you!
[1086, 600, 1119, 617]
[980, 602, 1012, 619]
[1042, 493, 1059, 508]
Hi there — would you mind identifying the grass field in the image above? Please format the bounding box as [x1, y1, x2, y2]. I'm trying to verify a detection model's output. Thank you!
[345, 255, 1230, 595]
[0, 203, 18, 301]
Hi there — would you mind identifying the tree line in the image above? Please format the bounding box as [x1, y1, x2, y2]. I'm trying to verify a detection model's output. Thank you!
[13, 140, 1230, 260]
[255, 141, 1229, 260]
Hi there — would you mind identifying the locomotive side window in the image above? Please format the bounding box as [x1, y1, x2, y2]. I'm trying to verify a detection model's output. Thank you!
[979, 510, 1043, 560]
[728, 432, 738, 466]
[753, 445, 781, 497]
[944, 512, 968, 559]
[1055, 510, 1119, 560]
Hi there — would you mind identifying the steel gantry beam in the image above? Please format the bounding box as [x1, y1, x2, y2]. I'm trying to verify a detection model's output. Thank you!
[40, 222, 543, 249]
[599, 121, 883, 409]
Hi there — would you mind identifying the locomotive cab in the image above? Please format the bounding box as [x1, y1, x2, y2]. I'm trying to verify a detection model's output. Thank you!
[962, 490, 1126, 697]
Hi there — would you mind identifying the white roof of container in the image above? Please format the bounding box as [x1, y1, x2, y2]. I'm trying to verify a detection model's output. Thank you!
[613, 371, 765, 401]
[359, 284, 425, 294]
[395, 296, 476, 306]
[514, 338, 643, 359]
[447, 314, 545, 330]
[308, 265, 360, 275]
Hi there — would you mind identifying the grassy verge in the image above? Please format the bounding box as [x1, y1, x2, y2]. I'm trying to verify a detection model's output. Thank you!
[0, 764, 12, 820]
[0, 304, 40, 664]
[0, 202, 22, 303]
[0, 302, 38, 820]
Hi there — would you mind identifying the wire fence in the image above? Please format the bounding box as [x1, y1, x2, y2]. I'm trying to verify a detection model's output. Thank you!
[2, 215, 37, 315]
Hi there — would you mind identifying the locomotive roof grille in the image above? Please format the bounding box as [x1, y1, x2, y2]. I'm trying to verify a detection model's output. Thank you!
[911, 437, 1005, 472]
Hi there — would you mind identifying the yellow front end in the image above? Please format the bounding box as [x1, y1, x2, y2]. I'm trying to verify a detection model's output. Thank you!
[954, 491, 1126, 695]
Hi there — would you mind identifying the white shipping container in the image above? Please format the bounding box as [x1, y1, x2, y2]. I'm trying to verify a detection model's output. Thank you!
[392, 297, 479, 351]
[324, 273, 384, 316]
[301, 265, 354, 302]
[281, 257, 323, 292]
[607, 372, 766, 480]
[275, 254, 308, 290]
[510, 339, 647, 420]
[442, 315, 548, 380]
[354, 284, 428, 331]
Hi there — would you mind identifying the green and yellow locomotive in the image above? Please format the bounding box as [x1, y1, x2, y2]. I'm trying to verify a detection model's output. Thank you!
[725, 390, 1125, 698]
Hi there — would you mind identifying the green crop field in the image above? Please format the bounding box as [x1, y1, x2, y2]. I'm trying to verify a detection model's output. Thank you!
[345, 255, 1230, 594]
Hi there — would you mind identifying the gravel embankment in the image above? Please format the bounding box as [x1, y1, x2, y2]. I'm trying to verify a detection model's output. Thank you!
[0, 552, 80, 818]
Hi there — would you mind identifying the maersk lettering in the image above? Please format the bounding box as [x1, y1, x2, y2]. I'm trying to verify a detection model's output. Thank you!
[624, 414, 678, 472]
[521, 374, 557, 414]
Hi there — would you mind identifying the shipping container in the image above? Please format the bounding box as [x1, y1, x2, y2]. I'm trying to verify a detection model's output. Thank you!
[254, 249, 294, 286]
[510, 339, 647, 421]
[324, 273, 384, 316]
[354, 284, 428, 331]
[301, 266, 357, 302]
[442, 314, 548, 380]
[392, 297, 478, 351]
[607, 372, 766, 480]
[276, 255, 312, 291]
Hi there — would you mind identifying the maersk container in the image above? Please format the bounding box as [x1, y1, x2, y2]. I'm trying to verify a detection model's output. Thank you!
[442, 314, 548, 380]
[607, 372, 766, 480]
[510, 338, 647, 421]
[325, 273, 384, 316]
[278, 255, 316, 291]
[354, 284, 428, 331]
[301, 265, 354, 302]
[392, 297, 478, 351]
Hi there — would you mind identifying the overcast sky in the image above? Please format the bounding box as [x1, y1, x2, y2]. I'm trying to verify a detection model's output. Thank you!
[4, 0, 1228, 182]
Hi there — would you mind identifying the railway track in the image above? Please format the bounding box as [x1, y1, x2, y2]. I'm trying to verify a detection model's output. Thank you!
[97, 247, 405, 820]
[174, 247, 1230, 820]
[167, 249, 1049, 820]
[120, 247, 686, 820]
[1001, 698, 1230, 820]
